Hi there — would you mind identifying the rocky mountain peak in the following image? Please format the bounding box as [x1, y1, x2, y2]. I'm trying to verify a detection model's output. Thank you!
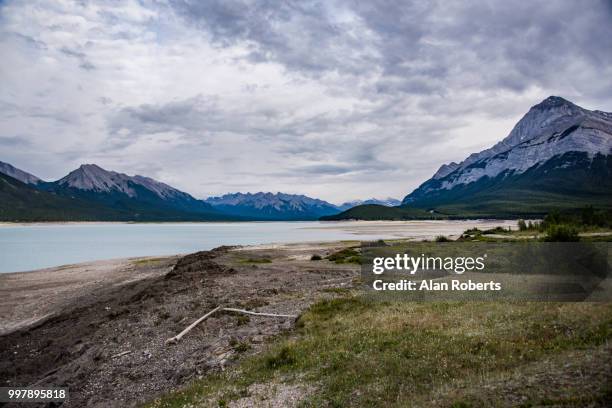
[57, 164, 194, 202]
[441, 96, 599, 172]
[533, 95, 576, 110]
[403, 96, 612, 204]
[59, 164, 135, 196]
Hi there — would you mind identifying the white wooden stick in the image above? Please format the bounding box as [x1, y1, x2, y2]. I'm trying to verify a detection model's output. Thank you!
[165, 306, 221, 344]
[111, 350, 132, 359]
[221, 307, 297, 318]
[165, 306, 297, 345]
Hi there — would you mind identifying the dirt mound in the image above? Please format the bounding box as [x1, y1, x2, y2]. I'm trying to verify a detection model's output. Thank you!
[0, 248, 238, 407]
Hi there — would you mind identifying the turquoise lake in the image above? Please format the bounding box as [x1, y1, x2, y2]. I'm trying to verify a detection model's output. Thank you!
[0, 220, 516, 273]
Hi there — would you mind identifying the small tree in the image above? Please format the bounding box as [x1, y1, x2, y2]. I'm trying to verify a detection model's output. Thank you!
[517, 219, 527, 231]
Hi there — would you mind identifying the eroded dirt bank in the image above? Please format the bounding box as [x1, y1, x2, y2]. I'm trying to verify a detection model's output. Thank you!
[0, 242, 358, 407]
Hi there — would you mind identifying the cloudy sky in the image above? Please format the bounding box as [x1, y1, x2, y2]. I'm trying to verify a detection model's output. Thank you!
[1, 0, 611, 203]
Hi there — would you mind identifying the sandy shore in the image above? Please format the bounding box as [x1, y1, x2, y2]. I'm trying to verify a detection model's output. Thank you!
[0, 255, 180, 335]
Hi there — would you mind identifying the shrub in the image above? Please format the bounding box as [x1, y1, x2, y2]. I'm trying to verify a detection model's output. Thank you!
[544, 224, 579, 242]
[435, 235, 451, 242]
[482, 226, 511, 235]
[344, 256, 363, 265]
[518, 219, 527, 231]
[311, 254, 322, 261]
[327, 248, 361, 264]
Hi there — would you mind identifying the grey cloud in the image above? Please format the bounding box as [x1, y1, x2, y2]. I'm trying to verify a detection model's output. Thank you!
[60, 46, 86, 59]
[59, 46, 96, 71]
[110, 95, 342, 141]
[169, 0, 612, 100]
[0, 135, 29, 147]
[170, 0, 379, 76]
[299, 164, 352, 175]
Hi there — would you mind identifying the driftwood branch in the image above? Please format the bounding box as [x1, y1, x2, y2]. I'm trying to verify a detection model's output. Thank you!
[165, 306, 222, 344]
[111, 350, 132, 359]
[221, 308, 297, 318]
[165, 306, 297, 345]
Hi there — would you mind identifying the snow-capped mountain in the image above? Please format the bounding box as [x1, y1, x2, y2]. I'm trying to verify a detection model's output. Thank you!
[337, 197, 401, 211]
[204, 192, 340, 220]
[403, 96, 612, 214]
[0, 161, 41, 185]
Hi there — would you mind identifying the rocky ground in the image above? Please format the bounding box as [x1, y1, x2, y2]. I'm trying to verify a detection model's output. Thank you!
[0, 242, 358, 407]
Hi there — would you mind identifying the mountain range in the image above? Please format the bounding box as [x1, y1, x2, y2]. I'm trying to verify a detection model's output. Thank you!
[0, 162, 398, 221]
[3, 96, 609, 222]
[203, 192, 340, 220]
[326, 96, 612, 220]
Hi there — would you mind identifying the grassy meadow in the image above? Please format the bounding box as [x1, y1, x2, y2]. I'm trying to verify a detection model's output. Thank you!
[147, 298, 611, 407]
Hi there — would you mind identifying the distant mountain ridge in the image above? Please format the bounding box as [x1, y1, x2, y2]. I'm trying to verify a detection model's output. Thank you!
[0, 161, 41, 185]
[0, 163, 349, 221]
[337, 197, 401, 211]
[204, 192, 340, 220]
